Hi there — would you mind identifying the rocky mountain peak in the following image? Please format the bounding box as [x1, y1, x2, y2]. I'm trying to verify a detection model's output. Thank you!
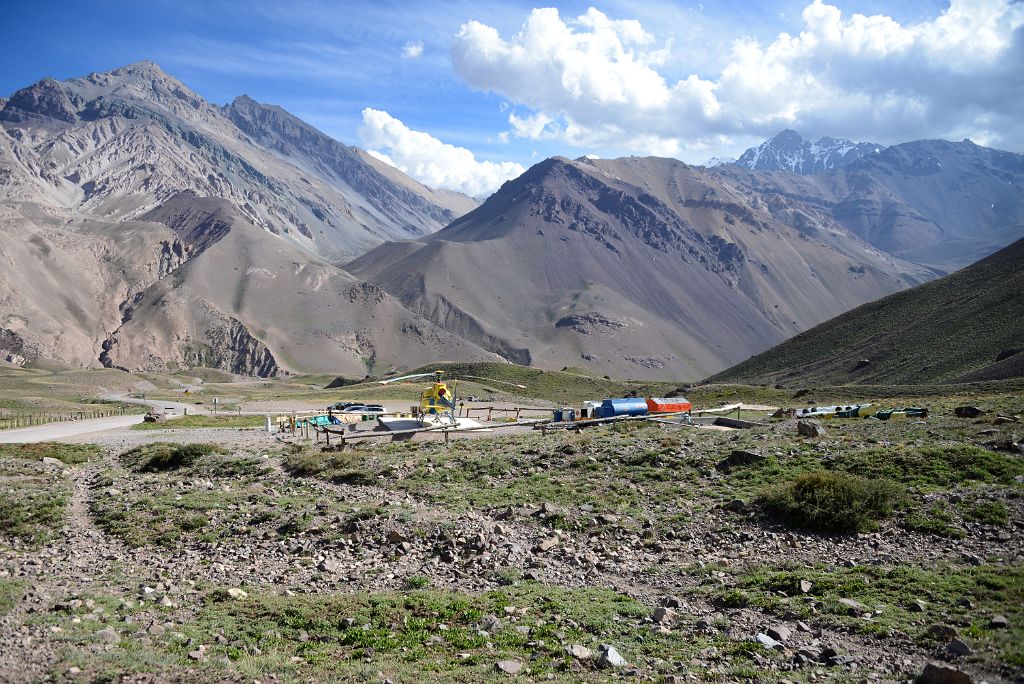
[735, 129, 883, 175]
[0, 76, 79, 124]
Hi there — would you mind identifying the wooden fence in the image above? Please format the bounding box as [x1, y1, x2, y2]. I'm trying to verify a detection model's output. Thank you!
[0, 406, 131, 430]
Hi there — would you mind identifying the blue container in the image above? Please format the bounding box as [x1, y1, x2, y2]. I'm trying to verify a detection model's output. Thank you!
[600, 398, 648, 417]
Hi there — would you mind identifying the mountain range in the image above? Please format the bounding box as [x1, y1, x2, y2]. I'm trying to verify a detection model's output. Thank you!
[1, 63, 1022, 379]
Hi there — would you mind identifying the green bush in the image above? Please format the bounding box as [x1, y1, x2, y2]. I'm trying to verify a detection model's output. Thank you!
[120, 443, 227, 472]
[761, 471, 906, 534]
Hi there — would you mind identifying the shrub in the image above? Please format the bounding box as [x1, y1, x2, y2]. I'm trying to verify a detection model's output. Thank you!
[761, 471, 906, 534]
[120, 443, 227, 472]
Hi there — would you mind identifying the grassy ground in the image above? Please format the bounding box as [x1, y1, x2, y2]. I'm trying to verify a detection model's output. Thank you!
[131, 415, 265, 430]
[0, 444, 100, 546]
[2, 383, 1022, 682]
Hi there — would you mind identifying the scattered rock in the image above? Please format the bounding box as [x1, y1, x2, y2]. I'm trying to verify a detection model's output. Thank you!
[947, 638, 973, 657]
[754, 633, 785, 650]
[838, 598, 866, 616]
[96, 627, 119, 643]
[797, 419, 826, 438]
[387, 530, 411, 544]
[651, 607, 674, 624]
[918, 662, 972, 684]
[567, 644, 593, 660]
[143, 411, 167, 424]
[597, 644, 627, 668]
[927, 624, 959, 640]
[495, 660, 522, 675]
[716, 449, 766, 471]
[318, 558, 342, 574]
[954, 406, 983, 418]
[535, 537, 559, 552]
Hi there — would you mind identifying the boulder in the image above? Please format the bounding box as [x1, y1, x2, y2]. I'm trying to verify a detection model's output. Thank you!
[918, 662, 972, 684]
[954, 406, 983, 418]
[716, 449, 767, 471]
[597, 644, 628, 668]
[143, 411, 167, 424]
[797, 419, 826, 438]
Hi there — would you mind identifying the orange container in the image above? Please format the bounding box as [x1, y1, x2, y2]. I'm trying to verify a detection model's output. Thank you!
[646, 397, 692, 414]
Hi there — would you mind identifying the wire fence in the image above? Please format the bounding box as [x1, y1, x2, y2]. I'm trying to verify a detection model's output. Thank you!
[0, 406, 135, 430]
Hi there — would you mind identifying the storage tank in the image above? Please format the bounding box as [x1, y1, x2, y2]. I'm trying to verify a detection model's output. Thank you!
[646, 397, 692, 414]
[599, 398, 649, 417]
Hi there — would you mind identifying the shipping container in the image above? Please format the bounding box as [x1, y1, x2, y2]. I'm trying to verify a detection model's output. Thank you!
[645, 397, 692, 414]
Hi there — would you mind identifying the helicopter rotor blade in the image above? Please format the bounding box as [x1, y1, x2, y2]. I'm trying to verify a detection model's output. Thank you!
[460, 375, 528, 389]
[378, 372, 435, 385]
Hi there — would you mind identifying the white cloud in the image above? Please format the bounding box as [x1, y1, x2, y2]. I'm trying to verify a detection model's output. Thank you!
[402, 40, 424, 59]
[359, 108, 525, 197]
[451, 2, 1024, 157]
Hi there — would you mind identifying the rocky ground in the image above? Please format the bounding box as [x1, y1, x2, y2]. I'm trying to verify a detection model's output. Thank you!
[0, 392, 1022, 683]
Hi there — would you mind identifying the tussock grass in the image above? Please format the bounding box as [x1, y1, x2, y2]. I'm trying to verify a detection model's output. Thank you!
[761, 471, 907, 533]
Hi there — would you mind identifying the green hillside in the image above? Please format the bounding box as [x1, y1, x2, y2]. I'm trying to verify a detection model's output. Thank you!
[710, 237, 1024, 387]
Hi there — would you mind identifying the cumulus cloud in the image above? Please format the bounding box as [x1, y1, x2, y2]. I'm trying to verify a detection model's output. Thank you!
[451, 1, 1024, 155]
[359, 108, 525, 196]
[401, 40, 424, 59]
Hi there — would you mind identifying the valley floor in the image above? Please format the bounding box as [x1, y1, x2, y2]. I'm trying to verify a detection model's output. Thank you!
[0, 389, 1021, 682]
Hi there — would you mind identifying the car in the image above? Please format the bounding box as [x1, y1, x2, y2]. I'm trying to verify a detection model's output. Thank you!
[339, 404, 385, 414]
[328, 401, 360, 410]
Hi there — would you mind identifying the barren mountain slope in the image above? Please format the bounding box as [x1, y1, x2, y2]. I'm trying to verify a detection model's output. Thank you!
[0, 192, 499, 375]
[0, 62, 475, 261]
[349, 156, 934, 379]
[710, 237, 1024, 386]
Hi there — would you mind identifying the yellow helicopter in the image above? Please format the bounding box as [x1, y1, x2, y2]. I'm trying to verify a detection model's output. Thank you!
[378, 369, 526, 428]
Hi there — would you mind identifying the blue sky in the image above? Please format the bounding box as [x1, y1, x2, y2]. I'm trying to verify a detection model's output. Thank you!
[3, 1, 1019, 194]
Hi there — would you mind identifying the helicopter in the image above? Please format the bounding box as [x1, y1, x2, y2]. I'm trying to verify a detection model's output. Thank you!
[377, 369, 527, 429]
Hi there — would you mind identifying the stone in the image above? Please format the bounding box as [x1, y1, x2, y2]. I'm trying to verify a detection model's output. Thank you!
[597, 644, 628, 668]
[41, 457, 64, 467]
[954, 406, 983, 418]
[797, 419, 826, 438]
[724, 498, 746, 512]
[767, 625, 791, 642]
[989, 614, 1008, 629]
[661, 595, 682, 608]
[755, 633, 785, 650]
[387, 530, 411, 544]
[480, 615, 502, 633]
[536, 537, 559, 552]
[651, 607, 674, 624]
[143, 411, 167, 424]
[716, 449, 767, 471]
[567, 644, 593, 660]
[947, 638, 973, 657]
[495, 659, 522, 675]
[798, 579, 813, 594]
[96, 627, 119, 643]
[918, 662, 973, 684]
[318, 558, 342, 574]
[226, 588, 248, 600]
[910, 599, 927, 612]
[838, 598, 866, 616]
[927, 624, 959, 640]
